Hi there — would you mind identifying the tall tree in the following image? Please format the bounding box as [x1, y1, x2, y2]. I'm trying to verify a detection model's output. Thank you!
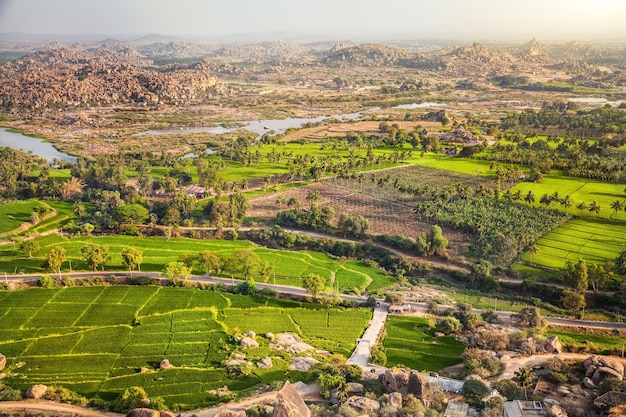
[165, 261, 192, 285]
[19, 239, 40, 258]
[610, 200, 624, 219]
[45, 246, 67, 274]
[121, 247, 143, 272]
[565, 258, 588, 293]
[588, 200, 601, 216]
[81, 243, 110, 271]
[303, 273, 326, 298]
[198, 250, 220, 276]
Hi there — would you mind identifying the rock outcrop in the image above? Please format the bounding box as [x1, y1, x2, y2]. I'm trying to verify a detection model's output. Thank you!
[345, 396, 381, 413]
[389, 392, 403, 409]
[347, 382, 364, 396]
[544, 336, 563, 354]
[273, 381, 310, 417]
[24, 384, 48, 399]
[240, 337, 259, 348]
[257, 358, 273, 369]
[545, 402, 568, 417]
[126, 408, 160, 417]
[159, 359, 173, 370]
[584, 355, 624, 385]
[0, 353, 5, 371]
[407, 372, 432, 407]
[289, 357, 320, 371]
[594, 391, 626, 410]
[272, 333, 314, 354]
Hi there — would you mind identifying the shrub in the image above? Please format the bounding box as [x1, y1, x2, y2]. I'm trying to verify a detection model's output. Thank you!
[0, 384, 21, 401]
[492, 379, 519, 400]
[462, 379, 490, 406]
[38, 275, 57, 288]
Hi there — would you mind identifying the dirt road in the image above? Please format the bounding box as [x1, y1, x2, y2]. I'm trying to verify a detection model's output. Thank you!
[0, 400, 122, 417]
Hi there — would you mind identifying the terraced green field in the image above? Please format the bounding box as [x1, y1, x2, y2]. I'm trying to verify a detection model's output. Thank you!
[0, 234, 396, 293]
[519, 217, 626, 271]
[383, 315, 465, 372]
[0, 200, 49, 234]
[0, 286, 371, 409]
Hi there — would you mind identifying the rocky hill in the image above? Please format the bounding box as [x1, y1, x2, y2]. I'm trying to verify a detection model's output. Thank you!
[0, 46, 218, 109]
[323, 43, 414, 67]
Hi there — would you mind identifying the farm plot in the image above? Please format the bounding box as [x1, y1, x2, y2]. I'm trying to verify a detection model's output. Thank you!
[383, 315, 465, 372]
[0, 234, 397, 292]
[0, 286, 371, 409]
[248, 182, 472, 259]
[518, 217, 626, 271]
[0, 200, 45, 235]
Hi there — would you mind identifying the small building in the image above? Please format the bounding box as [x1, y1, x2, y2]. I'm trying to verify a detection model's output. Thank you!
[185, 185, 206, 198]
[503, 401, 547, 417]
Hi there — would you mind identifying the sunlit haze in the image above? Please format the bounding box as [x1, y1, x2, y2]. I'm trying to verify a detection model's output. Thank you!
[0, 0, 625, 42]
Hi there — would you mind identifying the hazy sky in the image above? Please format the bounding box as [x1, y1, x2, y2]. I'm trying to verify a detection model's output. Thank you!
[0, 0, 624, 41]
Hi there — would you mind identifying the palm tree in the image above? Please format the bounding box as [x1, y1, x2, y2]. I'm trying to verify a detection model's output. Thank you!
[528, 244, 539, 267]
[539, 193, 552, 207]
[610, 200, 624, 219]
[576, 201, 588, 216]
[514, 367, 536, 400]
[561, 195, 574, 210]
[524, 190, 536, 205]
[589, 201, 601, 217]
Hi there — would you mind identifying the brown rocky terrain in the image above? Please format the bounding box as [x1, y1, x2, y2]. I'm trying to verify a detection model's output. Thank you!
[0, 45, 218, 110]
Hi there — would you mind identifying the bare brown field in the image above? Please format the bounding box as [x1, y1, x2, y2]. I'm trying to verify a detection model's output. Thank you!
[279, 120, 444, 141]
[248, 182, 471, 261]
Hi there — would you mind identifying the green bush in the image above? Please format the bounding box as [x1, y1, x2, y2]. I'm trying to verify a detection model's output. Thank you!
[38, 275, 57, 288]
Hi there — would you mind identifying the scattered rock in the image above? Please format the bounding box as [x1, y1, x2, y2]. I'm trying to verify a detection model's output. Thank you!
[544, 402, 568, 417]
[407, 372, 432, 407]
[257, 358, 273, 369]
[500, 354, 511, 363]
[556, 385, 570, 396]
[265, 333, 275, 340]
[159, 412, 176, 417]
[233, 353, 246, 360]
[434, 332, 445, 338]
[240, 337, 259, 348]
[248, 331, 256, 338]
[24, 384, 48, 399]
[345, 396, 380, 413]
[289, 357, 320, 371]
[389, 392, 403, 409]
[347, 382, 364, 396]
[582, 377, 596, 390]
[273, 333, 314, 353]
[227, 359, 243, 368]
[159, 359, 173, 370]
[0, 373, 5, 380]
[0, 354, 5, 371]
[594, 391, 626, 409]
[215, 410, 246, 417]
[273, 381, 310, 417]
[584, 355, 624, 380]
[139, 367, 149, 374]
[544, 336, 563, 354]
[592, 367, 623, 385]
[314, 350, 330, 356]
[126, 408, 160, 417]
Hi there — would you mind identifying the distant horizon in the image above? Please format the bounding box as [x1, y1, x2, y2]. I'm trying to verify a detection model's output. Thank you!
[1, 31, 625, 47]
[1, 0, 625, 44]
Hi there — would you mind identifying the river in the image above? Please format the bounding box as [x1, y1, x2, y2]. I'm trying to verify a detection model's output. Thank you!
[0, 128, 77, 163]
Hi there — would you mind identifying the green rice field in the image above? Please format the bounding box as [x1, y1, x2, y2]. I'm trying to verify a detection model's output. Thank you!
[0, 234, 397, 293]
[0, 286, 371, 409]
[519, 217, 626, 271]
[383, 315, 465, 372]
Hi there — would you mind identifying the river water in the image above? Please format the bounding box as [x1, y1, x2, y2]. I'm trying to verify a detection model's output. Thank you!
[0, 128, 76, 163]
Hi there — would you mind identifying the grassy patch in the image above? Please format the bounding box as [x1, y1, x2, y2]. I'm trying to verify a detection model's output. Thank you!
[383, 315, 465, 372]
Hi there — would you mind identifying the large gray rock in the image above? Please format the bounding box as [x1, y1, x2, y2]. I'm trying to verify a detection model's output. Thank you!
[407, 372, 432, 407]
[584, 355, 624, 379]
[383, 369, 398, 392]
[240, 337, 259, 348]
[126, 409, 159, 417]
[345, 396, 380, 413]
[159, 359, 173, 370]
[215, 410, 246, 417]
[257, 358, 273, 369]
[389, 392, 403, 409]
[0, 353, 5, 371]
[289, 357, 320, 371]
[347, 382, 364, 396]
[594, 391, 626, 409]
[592, 367, 624, 385]
[273, 381, 310, 417]
[544, 336, 563, 354]
[24, 384, 47, 399]
[545, 403, 568, 417]
[582, 377, 597, 389]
